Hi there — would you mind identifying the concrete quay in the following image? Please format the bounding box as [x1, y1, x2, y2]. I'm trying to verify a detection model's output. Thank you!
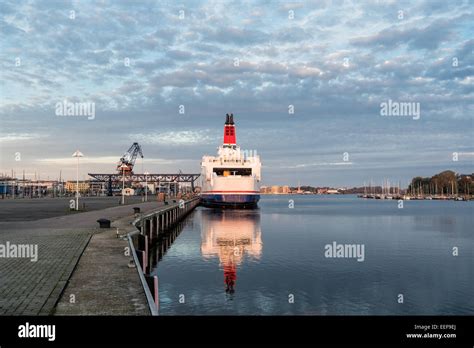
[0, 197, 191, 315]
[55, 197, 201, 315]
[54, 212, 153, 315]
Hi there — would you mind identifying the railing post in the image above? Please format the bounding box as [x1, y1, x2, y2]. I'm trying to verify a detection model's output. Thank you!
[145, 219, 151, 236]
[144, 234, 149, 274]
[152, 216, 157, 241]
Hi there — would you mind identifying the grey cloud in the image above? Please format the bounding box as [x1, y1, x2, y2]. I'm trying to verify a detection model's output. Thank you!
[0, 20, 26, 35]
[1, 0, 472, 186]
[273, 27, 314, 42]
[201, 27, 270, 45]
[166, 50, 194, 60]
[351, 18, 458, 50]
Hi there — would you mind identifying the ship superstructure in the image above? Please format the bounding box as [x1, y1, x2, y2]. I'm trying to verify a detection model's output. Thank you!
[200, 114, 261, 208]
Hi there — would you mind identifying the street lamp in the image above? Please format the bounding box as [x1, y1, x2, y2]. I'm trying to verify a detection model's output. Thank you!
[144, 171, 149, 202]
[72, 150, 84, 211]
[119, 163, 128, 205]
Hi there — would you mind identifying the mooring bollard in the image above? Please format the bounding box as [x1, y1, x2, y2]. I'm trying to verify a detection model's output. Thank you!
[97, 218, 111, 228]
[133, 207, 141, 214]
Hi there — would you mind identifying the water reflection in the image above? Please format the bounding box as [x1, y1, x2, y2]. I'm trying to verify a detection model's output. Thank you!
[200, 208, 262, 294]
[151, 197, 474, 315]
[148, 218, 190, 272]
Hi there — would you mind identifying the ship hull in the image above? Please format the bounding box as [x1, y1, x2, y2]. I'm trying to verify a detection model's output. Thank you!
[200, 193, 260, 209]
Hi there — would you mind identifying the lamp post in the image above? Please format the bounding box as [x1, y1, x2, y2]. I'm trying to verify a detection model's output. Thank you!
[72, 150, 84, 211]
[120, 164, 128, 205]
[144, 171, 149, 202]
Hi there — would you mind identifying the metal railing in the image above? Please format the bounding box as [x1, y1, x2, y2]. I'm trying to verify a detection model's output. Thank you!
[127, 196, 201, 315]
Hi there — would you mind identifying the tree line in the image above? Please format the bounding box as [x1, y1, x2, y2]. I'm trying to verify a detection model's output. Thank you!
[408, 170, 473, 195]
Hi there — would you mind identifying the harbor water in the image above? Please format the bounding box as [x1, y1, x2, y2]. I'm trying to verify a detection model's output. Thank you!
[151, 195, 474, 315]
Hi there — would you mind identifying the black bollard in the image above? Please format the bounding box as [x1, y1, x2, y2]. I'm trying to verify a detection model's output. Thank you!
[97, 218, 111, 228]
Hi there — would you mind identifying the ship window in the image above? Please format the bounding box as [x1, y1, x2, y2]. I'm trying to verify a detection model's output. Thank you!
[213, 168, 252, 176]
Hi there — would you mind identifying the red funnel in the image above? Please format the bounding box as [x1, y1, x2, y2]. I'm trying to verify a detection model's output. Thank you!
[223, 113, 236, 145]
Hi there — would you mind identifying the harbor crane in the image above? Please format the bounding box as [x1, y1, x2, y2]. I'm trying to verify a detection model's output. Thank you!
[116, 142, 143, 175]
[89, 142, 199, 196]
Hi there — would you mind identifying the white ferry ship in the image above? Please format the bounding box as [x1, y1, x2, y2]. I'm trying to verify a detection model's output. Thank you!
[200, 114, 261, 208]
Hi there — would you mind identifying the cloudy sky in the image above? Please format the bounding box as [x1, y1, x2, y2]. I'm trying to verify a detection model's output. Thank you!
[0, 0, 473, 186]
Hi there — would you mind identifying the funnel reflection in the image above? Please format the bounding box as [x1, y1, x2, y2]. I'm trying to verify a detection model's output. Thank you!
[200, 209, 262, 294]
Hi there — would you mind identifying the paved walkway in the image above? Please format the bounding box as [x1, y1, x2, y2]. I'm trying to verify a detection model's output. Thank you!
[0, 200, 164, 315]
[0, 227, 91, 315]
[0, 196, 145, 222]
[54, 212, 159, 315]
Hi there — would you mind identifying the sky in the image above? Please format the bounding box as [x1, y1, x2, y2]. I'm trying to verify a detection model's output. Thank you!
[0, 0, 473, 187]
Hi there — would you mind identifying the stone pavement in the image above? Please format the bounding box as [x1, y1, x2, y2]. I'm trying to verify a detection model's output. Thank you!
[54, 215, 151, 315]
[0, 196, 145, 222]
[0, 200, 164, 315]
[0, 227, 91, 315]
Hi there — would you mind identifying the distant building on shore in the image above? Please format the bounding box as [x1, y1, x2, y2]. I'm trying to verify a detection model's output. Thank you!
[65, 181, 90, 193]
[0, 178, 61, 197]
[260, 185, 346, 195]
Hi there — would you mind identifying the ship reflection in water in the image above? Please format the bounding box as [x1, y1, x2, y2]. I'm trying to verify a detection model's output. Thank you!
[200, 208, 262, 295]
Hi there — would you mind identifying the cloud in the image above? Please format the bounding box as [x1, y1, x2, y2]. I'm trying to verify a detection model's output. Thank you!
[0, 133, 42, 142]
[201, 26, 270, 45]
[282, 162, 354, 169]
[130, 130, 219, 145]
[0, 0, 472, 185]
[350, 18, 457, 50]
[36, 156, 176, 165]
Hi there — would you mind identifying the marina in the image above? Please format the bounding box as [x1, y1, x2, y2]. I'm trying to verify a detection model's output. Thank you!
[358, 193, 473, 201]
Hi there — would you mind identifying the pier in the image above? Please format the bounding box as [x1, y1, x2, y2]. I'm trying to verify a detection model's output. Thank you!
[0, 196, 200, 315]
[358, 193, 473, 201]
[129, 196, 201, 315]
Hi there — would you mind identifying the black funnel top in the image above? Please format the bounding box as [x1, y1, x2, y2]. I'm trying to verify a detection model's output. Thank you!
[229, 113, 234, 125]
[225, 113, 230, 124]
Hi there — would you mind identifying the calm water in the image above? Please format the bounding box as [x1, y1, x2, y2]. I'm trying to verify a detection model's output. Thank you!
[150, 195, 474, 315]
